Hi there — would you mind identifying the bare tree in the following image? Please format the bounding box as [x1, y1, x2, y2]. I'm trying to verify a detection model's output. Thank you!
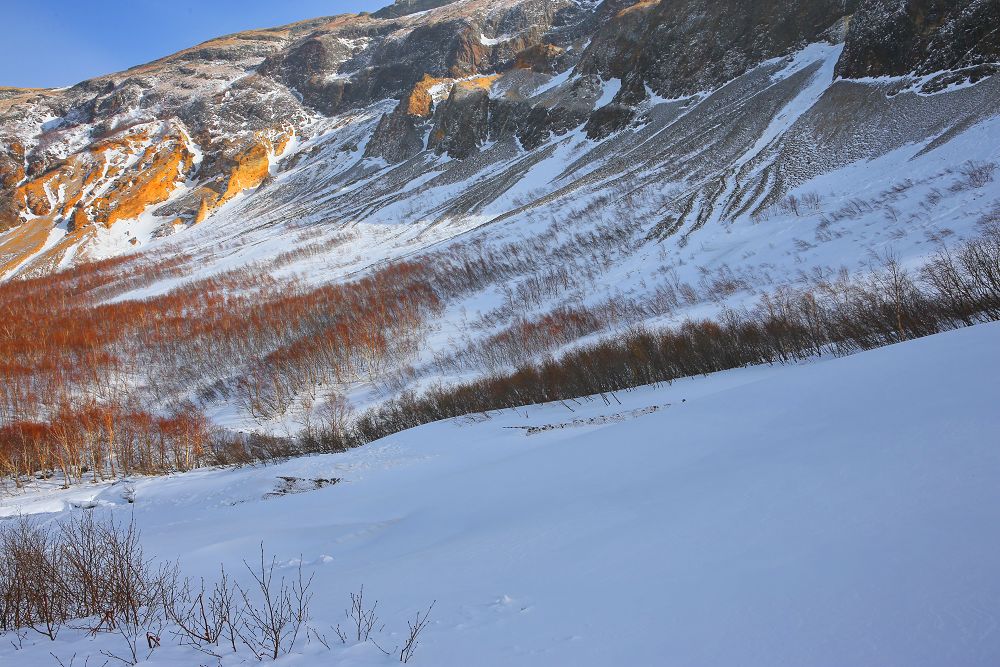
[400, 601, 435, 663]
[339, 585, 382, 643]
[233, 545, 313, 660]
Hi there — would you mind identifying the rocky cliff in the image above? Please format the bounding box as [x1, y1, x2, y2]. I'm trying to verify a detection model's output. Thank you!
[837, 0, 1000, 84]
[0, 0, 997, 277]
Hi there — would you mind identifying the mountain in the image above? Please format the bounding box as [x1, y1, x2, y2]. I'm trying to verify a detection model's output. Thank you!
[0, 0, 997, 459]
[1, 0, 997, 279]
[0, 0, 997, 433]
[2, 3, 1000, 664]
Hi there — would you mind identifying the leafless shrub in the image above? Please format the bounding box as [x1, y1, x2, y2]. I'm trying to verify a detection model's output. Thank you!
[800, 192, 822, 210]
[309, 394, 355, 453]
[400, 601, 435, 663]
[925, 188, 944, 207]
[163, 565, 240, 655]
[779, 195, 801, 216]
[960, 160, 996, 189]
[977, 202, 1000, 229]
[233, 546, 313, 660]
[702, 265, 749, 302]
[0, 516, 66, 640]
[2, 519, 434, 663]
[338, 585, 383, 643]
[1, 512, 171, 665]
[348, 228, 1000, 447]
[47, 652, 102, 667]
[881, 178, 915, 200]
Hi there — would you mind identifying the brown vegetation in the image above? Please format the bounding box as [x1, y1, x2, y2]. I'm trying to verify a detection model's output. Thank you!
[0, 220, 998, 487]
[344, 225, 1000, 446]
[0, 250, 443, 484]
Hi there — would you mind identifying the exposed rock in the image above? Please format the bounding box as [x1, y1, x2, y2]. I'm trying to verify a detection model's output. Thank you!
[517, 74, 604, 149]
[68, 207, 89, 232]
[578, 0, 861, 99]
[585, 102, 635, 139]
[16, 177, 52, 217]
[514, 43, 564, 73]
[0, 140, 25, 190]
[407, 74, 449, 118]
[95, 80, 147, 116]
[428, 80, 494, 157]
[89, 134, 194, 227]
[185, 131, 291, 220]
[220, 142, 271, 202]
[194, 197, 210, 224]
[366, 104, 428, 162]
[374, 0, 461, 19]
[836, 0, 1000, 82]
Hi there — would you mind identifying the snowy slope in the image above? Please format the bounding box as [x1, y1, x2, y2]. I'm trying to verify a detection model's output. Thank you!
[2, 12, 999, 438]
[3, 322, 1000, 666]
[164, 101, 1000, 434]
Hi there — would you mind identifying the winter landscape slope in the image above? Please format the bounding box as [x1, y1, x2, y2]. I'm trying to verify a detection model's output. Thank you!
[3, 322, 1000, 666]
[1, 0, 1000, 664]
[1, 0, 998, 439]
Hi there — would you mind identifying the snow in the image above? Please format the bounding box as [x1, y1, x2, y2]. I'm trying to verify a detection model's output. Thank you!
[427, 80, 453, 102]
[738, 42, 843, 171]
[529, 67, 576, 97]
[69, 43, 1000, 430]
[595, 77, 622, 107]
[839, 62, 999, 96]
[699, 42, 844, 228]
[4, 322, 1000, 665]
[479, 32, 516, 46]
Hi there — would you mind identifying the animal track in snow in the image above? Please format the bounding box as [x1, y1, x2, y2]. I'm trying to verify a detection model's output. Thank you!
[506, 403, 673, 436]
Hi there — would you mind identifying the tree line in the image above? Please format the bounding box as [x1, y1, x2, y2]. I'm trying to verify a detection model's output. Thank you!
[337, 224, 1000, 447]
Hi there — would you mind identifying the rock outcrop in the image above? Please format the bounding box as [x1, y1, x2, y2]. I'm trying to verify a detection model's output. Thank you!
[578, 0, 861, 99]
[836, 0, 1000, 90]
[89, 133, 195, 227]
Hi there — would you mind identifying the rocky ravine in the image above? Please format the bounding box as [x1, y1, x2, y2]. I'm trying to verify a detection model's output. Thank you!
[0, 0, 998, 278]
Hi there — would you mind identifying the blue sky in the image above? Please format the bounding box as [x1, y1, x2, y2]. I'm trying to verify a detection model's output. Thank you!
[2, 1, 387, 89]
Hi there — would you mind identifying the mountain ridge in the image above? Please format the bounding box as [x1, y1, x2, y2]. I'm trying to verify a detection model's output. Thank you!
[0, 0, 997, 290]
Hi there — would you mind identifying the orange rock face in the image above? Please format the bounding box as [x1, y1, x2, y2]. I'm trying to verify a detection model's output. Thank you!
[69, 207, 89, 232]
[6, 126, 177, 234]
[15, 158, 88, 217]
[404, 74, 497, 120]
[0, 120, 294, 273]
[616, 0, 661, 17]
[89, 135, 194, 227]
[193, 130, 291, 222]
[220, 142, 270, 202]
[194, 197, 210, 224]
[91, 129, 150, 156]
[454, 74, 500, 94]
[0, 141, 25, 190]
[406, 74, 449, 117]
[17, 176, 55, 216]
